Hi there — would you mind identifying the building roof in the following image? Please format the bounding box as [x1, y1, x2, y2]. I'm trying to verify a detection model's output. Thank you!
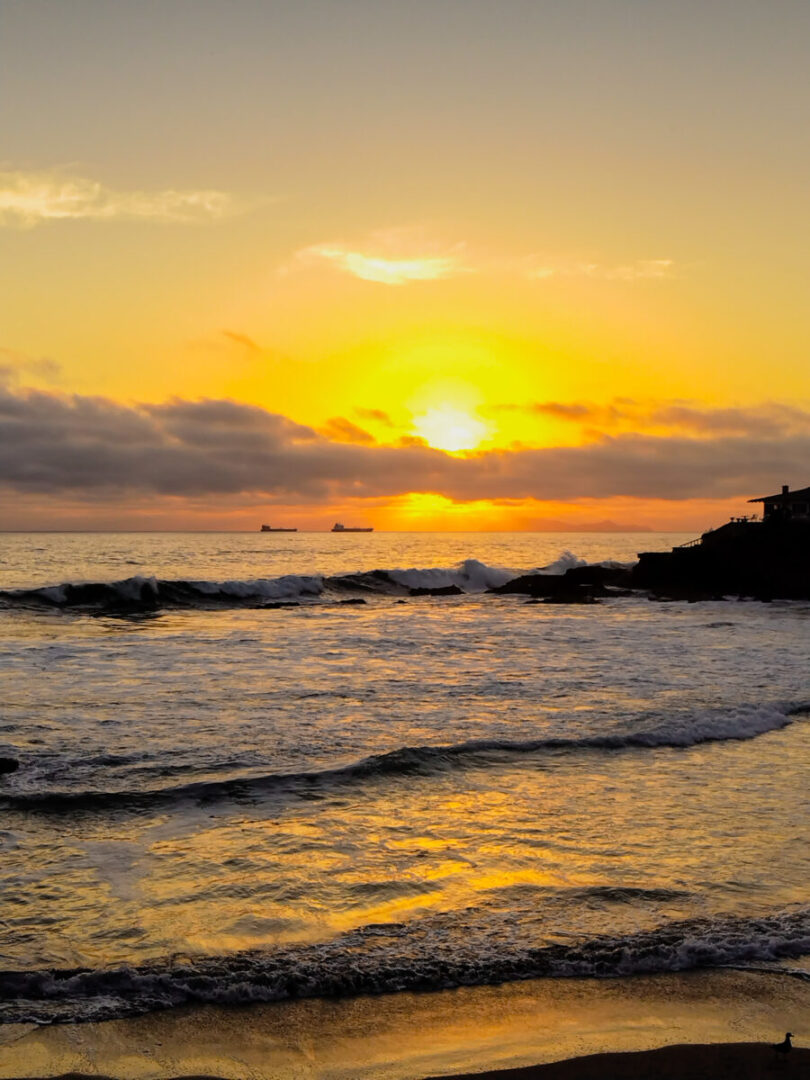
[748, 485, 810, 503]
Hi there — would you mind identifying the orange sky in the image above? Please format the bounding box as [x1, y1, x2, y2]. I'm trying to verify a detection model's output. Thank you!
[2, 1, 809, 531]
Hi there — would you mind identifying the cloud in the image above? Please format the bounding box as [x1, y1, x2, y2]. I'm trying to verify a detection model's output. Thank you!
[525, 258, 674, 281]
[297, 244, 463, 285]
[526, 402, 603, 421]
[492, 398, 810, 439]
[2, 385, 809, 510]
[0, 171, 232, 227]
[222, 330, 262, 354]
[650, 402, 810, 437]
[319, 417, 376, 444]
[355, 407, 395, 427]
[291, 233, 673, 286]
[397, 434, 430, 448]
[0, 347, 62, 386]
[489, 399, 634, 427]
[292, 227, 469, 285]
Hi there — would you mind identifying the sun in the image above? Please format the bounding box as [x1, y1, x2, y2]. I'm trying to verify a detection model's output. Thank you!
[412, 404, 489, 452]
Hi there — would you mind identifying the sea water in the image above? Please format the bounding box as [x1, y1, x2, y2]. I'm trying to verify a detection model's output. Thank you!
[1, 531, 809, 1024]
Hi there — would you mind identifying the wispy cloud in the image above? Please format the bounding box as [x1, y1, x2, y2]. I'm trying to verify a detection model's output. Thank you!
[293, 228, 469, 285]
[0, 347, 62, 386]
[0, 171, 233, 227]
[491, 398, 810, 439]
[319, 416, 376, 444]
[297, 245, 464, 285]
[291, 231, 673, 286]
[525, 258, 674, 281]
[222, 330, 262, 354]
[355, 407, 395, 428]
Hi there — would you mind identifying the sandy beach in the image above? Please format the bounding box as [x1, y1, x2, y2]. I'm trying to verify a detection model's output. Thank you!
[1, 971, 808, 1080]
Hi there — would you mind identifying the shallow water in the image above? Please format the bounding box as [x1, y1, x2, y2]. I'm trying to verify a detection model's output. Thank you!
[1, 532, 809, 1024]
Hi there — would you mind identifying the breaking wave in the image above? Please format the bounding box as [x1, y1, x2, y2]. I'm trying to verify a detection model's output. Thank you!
[0, 559, 521, 612]
[3, 704, 803, 814]
[4, 906, 810, 1024]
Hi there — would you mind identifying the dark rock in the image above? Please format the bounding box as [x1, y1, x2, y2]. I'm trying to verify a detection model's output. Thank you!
[335, 598, 367, 605]
[651, 590, 727, 603]
[492, 573, 570, 597]
[408, 584, 464, 596]
[493, 564, 631, 598]
[542, 593, 601, 605]
[525, 593, 600, 605]
[563, 565, 634, 589]
[0, 757, 19, 775]
[492, 573, 604, 601]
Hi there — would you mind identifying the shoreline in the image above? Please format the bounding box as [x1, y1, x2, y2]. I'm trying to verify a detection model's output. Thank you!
[6, 1044, 810, 1080]
[2, 970, 809, 1080]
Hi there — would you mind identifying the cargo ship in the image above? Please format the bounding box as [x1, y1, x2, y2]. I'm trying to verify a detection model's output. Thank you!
[260, 525, 298, 532]
[331, 522, 373, 532]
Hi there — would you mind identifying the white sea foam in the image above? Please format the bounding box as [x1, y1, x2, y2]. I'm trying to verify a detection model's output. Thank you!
[190, 574, 325, 599]
[387, 558, 514, 592]
[537, 550, 589, 575]
[5, 906, 810, 1024]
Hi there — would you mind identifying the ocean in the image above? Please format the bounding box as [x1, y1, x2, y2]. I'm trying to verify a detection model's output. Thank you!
[1, 531, 809, 1026]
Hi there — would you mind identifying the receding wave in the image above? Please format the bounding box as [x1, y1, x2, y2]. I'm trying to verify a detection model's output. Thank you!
[3, 906, 810, 1024]
[3, 704, 803, 814]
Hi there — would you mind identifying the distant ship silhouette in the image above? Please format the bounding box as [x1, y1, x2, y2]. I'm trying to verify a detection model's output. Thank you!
[260, 524, 297, 532]
[331, 522, 373, 532]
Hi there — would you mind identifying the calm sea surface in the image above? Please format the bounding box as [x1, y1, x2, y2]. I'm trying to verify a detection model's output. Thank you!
[1, 532, 809, 1024]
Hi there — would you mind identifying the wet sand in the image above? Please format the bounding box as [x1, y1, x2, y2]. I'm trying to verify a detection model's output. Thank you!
[1, 971, 808, 1080]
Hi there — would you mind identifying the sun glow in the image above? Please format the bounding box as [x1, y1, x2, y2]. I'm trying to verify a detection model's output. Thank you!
[412, 405, 489, 452]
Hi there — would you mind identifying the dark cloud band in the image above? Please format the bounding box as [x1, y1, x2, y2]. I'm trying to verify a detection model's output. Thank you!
[1, 385, 807, 505]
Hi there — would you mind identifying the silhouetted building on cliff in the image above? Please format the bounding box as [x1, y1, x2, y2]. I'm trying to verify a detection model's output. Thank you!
[749, 484, 810, 522]
[633, 483, 810, 599]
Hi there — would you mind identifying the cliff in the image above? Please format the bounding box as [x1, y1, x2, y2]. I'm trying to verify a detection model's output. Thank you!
[632, 519, 810, 599]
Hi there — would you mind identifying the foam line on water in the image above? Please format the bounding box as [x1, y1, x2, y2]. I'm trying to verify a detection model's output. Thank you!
[3, 906, 810, 1024]
[2, 703, 803, 814]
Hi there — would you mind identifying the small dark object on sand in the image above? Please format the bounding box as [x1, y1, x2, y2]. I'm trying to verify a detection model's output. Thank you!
[0, 756, 19, 775]
[772, 1032, 793, 1059]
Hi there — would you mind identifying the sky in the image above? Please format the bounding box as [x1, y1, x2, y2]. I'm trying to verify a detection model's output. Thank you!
[2, 0, 810, 531]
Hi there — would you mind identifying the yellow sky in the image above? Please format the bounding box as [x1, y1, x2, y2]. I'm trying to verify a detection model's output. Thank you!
[2, 2, 809, 530]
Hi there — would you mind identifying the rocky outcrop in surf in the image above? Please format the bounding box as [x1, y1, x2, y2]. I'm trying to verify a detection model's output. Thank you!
[490, 564, 634, 601]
